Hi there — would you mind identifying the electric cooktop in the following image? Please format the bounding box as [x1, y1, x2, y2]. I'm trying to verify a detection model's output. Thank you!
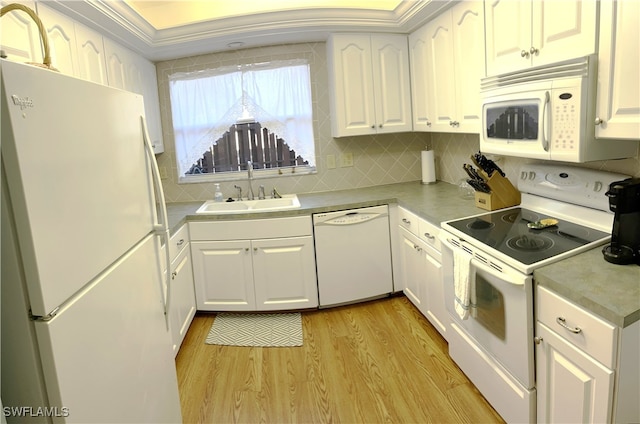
[446, 207, 610, 266]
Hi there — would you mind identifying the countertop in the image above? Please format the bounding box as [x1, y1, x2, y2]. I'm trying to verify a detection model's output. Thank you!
[166, 180, 639, 328]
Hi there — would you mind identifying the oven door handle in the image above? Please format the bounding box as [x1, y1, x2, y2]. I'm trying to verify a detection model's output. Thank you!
[470, 257, 525, 285]
[440, 235, 527, 285]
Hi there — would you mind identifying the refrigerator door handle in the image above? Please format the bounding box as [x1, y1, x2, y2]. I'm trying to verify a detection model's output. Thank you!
[141, 116, 172, 329]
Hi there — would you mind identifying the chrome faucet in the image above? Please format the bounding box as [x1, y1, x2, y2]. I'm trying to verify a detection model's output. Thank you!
[247, 161, 255, 200]
[233, 184, 243, 201]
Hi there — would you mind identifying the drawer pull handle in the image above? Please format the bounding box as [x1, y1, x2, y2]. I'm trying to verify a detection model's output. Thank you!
[556, 317, 582, 334]
[424, 232, 435, 240]
[402, 218, 411, 225]
[176, 239, 185, 247]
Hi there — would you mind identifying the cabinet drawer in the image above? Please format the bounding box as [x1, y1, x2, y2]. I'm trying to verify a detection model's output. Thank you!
[169, 224, 189, 260]
[537, 286, 618, 368]
[190, 216, 312, 241]
[398, 207, 420, 235]
[418, 219, 440, 252]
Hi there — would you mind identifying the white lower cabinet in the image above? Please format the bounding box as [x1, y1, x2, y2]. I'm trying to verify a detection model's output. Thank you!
[396, 207, 447, 340]
[535, 286, 616, 423]
[535, 322, 614, 423]
[163, 224, 196, 356]
[169, 245, 196, 355]
[190, 217, 318, 312]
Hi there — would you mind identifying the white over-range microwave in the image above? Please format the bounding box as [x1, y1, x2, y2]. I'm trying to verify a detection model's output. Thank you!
[480, 55, 637, 162]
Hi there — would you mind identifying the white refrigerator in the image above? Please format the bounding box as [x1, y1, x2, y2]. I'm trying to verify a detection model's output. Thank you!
[1, 60, 182, 422]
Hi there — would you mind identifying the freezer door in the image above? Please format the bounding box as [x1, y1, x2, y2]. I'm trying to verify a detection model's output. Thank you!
[1, 61, 157, 316]
[34, 234, 181, 423]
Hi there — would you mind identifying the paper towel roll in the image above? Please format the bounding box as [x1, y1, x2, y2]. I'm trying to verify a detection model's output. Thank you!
[421, 150, 436, 184]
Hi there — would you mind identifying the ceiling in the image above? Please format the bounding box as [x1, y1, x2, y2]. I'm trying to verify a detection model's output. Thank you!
[125, 1, 406, 30]
[47, 0, 451, 61]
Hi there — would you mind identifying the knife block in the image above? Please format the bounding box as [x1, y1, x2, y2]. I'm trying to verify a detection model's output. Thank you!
[474, 171, 521, 211]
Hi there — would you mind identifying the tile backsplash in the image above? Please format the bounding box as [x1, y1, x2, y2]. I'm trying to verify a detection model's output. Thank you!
[430, 132, 640, 186]
[154, 42, 639, 203]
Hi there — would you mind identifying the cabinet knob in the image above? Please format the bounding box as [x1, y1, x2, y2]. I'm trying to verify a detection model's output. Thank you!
[402, 218, 411, 225]
[529, 46, 539, 55]
[534, 336, 543, 345]
[245, 247, 250, 252]
[595, 117, 604, 125]
[379, 124, 383, 128]
[176, 239, 185, 247]
[371, 125, 375, 129]
[521, 50, 530, 58]
[426, 121, 431, 127]
[254, 247, 258, 252]
[171, 271, 177, 280]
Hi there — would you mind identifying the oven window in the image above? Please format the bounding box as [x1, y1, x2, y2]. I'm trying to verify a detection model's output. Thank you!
[473, 275, 506, 340]
[486, 103, 538, 140]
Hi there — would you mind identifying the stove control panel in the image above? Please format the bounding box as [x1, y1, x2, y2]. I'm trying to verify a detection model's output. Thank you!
[518, 164, 630, 212]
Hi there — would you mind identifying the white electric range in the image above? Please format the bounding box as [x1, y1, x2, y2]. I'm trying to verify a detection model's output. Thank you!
[438, 163, 630, 424]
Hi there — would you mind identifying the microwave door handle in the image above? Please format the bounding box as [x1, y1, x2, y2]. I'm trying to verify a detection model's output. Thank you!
[542, 91, 550, 152]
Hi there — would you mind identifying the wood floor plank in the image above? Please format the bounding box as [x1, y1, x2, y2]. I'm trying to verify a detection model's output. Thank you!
[175, 295, 505, 423]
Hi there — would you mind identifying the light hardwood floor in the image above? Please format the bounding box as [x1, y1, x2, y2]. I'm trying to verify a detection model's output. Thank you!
[175, 295, 505, 423]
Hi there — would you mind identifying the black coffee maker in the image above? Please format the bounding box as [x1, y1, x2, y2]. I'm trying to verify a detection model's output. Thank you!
[602, 177, 640, 265]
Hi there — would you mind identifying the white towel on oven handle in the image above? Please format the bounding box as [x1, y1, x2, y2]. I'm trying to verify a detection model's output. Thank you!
[453, 248, 475, 320]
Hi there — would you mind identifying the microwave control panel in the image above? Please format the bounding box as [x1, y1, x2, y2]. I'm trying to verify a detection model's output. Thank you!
[550, 88, 581, 152]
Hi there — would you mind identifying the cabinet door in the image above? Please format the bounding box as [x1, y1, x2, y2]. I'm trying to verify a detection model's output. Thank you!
[423, 11, 457, 133]
[536, 322, 614, 424]
[596, 0, 640, 140]
[452, 0, 485, 133]
[136, 56, 165, 153]
[399, 227, 426, 312]
[37, 4, 78, 76]
[169, 248, 196, 356]
[103, 37, 129, 91]
[252, 236, 318, 311]
[371, 34, 413, 134]
[484, 0, 532, 76]
[191, 240, 255, 311]
[0, 0, 42, 64]
[74, 23, 108, 85]
[409, 24, 432, 131]
[424, 248, 446, 340]
[328, 34, 376, 137]
[531, 0, 598, 68]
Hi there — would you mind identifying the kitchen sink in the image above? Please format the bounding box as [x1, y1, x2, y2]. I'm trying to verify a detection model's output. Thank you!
[196, 194, 301, 214]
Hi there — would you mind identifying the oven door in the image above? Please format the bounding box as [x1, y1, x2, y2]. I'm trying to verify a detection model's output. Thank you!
[441, 236, 535, 388]
[480, 81, 552, 160]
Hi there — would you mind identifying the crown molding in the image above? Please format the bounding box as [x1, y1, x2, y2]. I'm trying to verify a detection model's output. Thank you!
[40, 0, 452, 61]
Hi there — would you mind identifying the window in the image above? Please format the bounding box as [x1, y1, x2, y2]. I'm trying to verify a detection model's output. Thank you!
[169, 59, 316, 182]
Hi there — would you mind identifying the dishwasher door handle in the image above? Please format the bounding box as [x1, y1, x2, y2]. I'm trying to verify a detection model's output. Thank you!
[315, 212, 386, 226]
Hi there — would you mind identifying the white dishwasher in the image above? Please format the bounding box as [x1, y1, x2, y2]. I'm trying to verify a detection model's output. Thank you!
[313, 205, 393, 307]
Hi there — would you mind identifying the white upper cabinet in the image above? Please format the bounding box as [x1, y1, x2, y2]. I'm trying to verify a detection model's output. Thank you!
[104, 39, 164, 152]
[74, 23, 108, 85]
[0, 0, 43, 64]
[410, 1, 485, 133]
[328, 33, 412, 137]
[595, 0, 640, 140]
[485, 0, 598, 76]
[37, 3, 78, 76]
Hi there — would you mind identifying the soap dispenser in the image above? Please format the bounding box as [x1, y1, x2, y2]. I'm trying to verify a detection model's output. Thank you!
[214, 184, 223, 202]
